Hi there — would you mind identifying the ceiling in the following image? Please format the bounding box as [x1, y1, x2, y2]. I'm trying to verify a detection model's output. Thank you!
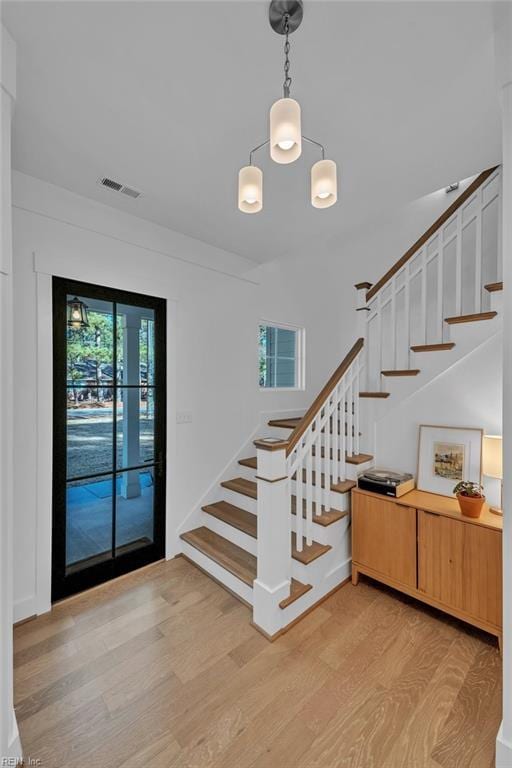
[2, 1, 501, 265]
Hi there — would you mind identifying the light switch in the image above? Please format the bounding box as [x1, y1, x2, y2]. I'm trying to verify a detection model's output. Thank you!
[176, 411, 192, 424]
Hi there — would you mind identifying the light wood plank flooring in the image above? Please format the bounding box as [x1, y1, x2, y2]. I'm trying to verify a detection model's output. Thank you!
[13, 557, 501, 768]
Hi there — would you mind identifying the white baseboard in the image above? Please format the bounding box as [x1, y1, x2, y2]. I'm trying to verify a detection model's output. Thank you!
[496, 723, 512, 767]
[13, 594, 37, 624]
[5, 712, 22, 762]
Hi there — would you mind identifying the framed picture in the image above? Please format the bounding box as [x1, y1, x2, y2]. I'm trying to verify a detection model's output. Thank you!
[417, 425, 483, 497]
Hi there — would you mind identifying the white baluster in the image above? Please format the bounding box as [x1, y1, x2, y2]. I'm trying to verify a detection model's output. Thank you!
[341, 383, 346, 478]
[437, 231, 444, 343]
[295, 446, 303, 553]
[324, 397, 331, 511]
[455, 213, 462, 316]
[305, 439, 312, 534]
[404, 262, 411, 365]
[333, 384, 340, 484]
[354, 361, 360, 456]
[347, 377, 354, 457]
[497, 169, 503, 282]
[314, 417, 322, 526]
[420, 249, 427, 345]
[391, 276, 397, 370]
[377, 293, 383, 391]
[475, 187, 483, 314]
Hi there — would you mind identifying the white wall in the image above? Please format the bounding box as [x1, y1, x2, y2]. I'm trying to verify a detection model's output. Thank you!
[11, 166, 498, 622]
[11, 172, 326, 620]
[0, 23, 21, 764]
[375, 332, 503, 507]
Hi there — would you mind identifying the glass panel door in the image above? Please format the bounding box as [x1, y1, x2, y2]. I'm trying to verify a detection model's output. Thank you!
[52, 279, 166, 600]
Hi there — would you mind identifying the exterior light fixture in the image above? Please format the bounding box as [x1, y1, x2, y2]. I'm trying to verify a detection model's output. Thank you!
[67, 296, 89, 329]
[238, 0, 338, 213]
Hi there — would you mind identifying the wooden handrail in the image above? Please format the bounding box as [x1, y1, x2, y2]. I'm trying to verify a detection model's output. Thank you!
[366, 166, 499, 302]
[285, 337, 364, 457]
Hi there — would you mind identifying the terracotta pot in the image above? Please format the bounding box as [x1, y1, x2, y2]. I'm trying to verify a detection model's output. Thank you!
[456, 492, 485, 518]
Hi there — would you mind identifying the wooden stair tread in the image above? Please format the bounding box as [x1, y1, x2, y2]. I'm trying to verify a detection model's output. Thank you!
[293, 469, 355, 494]
[268, 418, 302, 429]
[279, 579, 313, 610]
[411, 343, 455, 352]
[202, 502, 328, 564]
[381, 369, 420, 377]
[202, 501, 257, 538]
[221, 477, 257, 499]
[485, 281, 503, 293]
[291, 535, 331, 565]
[359, 392, 390, 398]
[239, 456, 257, 470]
[291, 497, 348, 526]
[345, 452, 373, 465]
[269, 419, 361, 437]
[245, 451, 374, 469]
[180, 527, 256, 586]
[332, 479, 357, 493]
[445, 311, 497, 324]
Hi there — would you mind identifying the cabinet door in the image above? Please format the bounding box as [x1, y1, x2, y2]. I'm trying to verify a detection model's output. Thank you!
[418, 510, 502, 628]
[352, 494, 417, 588]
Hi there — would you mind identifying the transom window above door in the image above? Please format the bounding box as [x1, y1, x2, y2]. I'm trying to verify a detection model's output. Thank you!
[259, 322, 305, 390]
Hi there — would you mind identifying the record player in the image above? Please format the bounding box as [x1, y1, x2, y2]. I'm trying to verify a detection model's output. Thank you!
[357, 469, 415, 498]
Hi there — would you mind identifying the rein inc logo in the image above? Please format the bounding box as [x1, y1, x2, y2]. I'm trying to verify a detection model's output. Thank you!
[2, 759, 41, 767]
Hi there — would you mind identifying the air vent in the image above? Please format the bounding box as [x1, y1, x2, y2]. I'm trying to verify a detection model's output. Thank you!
[98, 177, 142, 199]
[120, 186, 141, 199]
[100, 177, 122, 191]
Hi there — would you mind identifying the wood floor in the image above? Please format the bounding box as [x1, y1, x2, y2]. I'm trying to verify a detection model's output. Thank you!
[13, 557, 501, 768]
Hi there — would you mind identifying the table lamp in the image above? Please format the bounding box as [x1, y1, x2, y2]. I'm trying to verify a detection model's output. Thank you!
[482, 435, 503, 515]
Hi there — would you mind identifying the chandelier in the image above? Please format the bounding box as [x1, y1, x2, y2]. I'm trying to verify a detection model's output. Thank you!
[238, 0, 337, 214]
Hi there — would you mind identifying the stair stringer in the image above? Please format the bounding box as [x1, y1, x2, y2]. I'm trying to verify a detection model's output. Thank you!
[371, 329, 503, 478]
[360, 307, 502, 440]
[176, 408, 306, 541]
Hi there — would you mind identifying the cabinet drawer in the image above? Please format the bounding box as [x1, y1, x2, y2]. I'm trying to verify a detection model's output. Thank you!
[352, 494, 416, 588]
[418, 510, 502, 628]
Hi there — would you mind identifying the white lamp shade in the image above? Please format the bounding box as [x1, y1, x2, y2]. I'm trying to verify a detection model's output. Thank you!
[482, 435, 503, 479]
[270, 98, 302, 164]
[238, 166, 263, 214]
[311, 159, 337, 208]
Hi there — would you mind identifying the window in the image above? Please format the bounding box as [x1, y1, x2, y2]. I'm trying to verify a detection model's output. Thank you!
[259, 322, 304, 390]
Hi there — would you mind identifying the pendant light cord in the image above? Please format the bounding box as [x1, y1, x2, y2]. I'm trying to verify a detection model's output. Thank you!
[283, 13, 292, 98]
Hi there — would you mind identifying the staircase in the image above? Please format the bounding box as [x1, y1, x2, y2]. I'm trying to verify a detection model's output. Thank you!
[179, 165, 503, 639]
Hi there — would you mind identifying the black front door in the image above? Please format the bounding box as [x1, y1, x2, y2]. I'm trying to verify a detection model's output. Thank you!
[52, 278, 166, 601]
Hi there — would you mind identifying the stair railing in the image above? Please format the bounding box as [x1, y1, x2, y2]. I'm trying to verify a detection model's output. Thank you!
[285, 337, 364, 551]
[355, 166, 501, 392]
[253, 338, 364, 635]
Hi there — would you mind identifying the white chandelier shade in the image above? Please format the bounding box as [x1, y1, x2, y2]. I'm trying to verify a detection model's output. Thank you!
[237, 1, 337, 213]
[270, 98, 302, 164]
[238, 165, 263, 213]
[311, 159, 337, 208]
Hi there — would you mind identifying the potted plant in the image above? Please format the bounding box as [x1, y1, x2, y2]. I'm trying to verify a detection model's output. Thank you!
[453, 481, 485, 518]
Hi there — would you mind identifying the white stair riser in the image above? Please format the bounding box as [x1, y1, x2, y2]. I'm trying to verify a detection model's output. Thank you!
[201, 511, 257, 555]
[292, 537, 350, 586]
[238, 457, 372, 483]
[291, 512, 350, 546]
[490, 291, 503, 313]
[290, 480, 350, 511]
[181, 540, 253, 605]
[221, 487, 257, 514]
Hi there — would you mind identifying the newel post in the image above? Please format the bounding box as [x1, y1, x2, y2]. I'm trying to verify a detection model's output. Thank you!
[354, 281, 372, 337]
[252, 438, 291, 638]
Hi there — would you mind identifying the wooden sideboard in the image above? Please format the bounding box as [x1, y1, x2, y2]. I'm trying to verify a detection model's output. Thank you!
[351, 487, 503, 646]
